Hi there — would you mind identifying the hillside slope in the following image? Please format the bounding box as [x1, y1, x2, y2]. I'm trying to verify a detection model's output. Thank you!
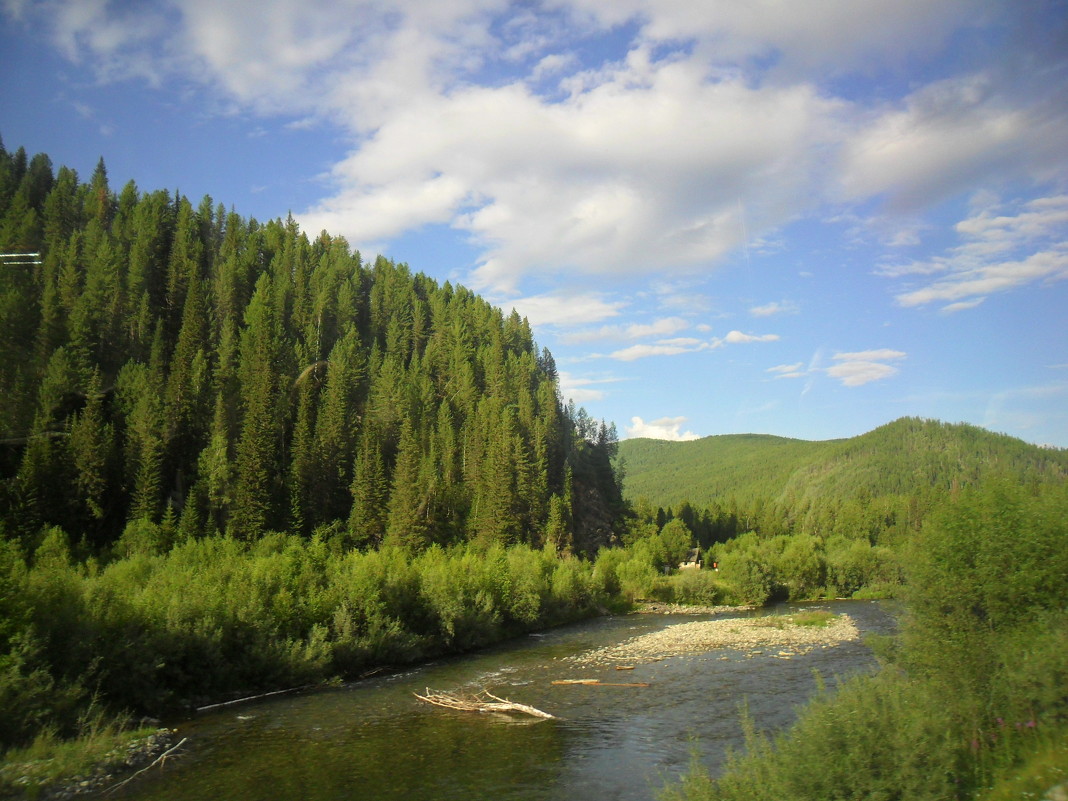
[0, 142, 622, 553]
[619, 417, 1068, 510]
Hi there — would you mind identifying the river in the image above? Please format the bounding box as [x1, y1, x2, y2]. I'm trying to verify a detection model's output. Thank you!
[105, 600, 897, 801]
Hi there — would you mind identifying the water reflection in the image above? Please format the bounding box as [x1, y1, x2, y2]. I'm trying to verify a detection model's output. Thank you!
[110, 601, 896, 801]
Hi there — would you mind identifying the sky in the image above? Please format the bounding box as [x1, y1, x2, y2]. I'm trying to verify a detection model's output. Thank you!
[2, 0, 1067, 447]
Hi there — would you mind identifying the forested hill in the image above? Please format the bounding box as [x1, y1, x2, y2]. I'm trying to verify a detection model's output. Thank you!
[0, 141, 623, 554]
[618, 418, 1068, 541]
[619, 418, 1068, 508]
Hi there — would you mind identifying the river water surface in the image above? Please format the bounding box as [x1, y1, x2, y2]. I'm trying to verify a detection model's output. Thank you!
[108, 600, 896, 801]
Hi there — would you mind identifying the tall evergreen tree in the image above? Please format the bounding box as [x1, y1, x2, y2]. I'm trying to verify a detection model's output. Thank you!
[230, 274, 281, 538]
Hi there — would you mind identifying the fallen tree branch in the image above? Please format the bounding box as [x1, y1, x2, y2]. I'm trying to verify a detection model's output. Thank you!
[196, 685, 309, 713]
[415, 689, 555, 720]
[104, 737, 188, 795]
[551, 679, 650, 687]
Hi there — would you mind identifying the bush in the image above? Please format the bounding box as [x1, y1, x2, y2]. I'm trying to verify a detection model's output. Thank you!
[660, 672, 961, 801]
[661, 479, 1068, 801]
[665, 569, 725, 606]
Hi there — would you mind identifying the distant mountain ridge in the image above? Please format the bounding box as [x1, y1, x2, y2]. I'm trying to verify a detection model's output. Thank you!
[617, 417, 1068, 510]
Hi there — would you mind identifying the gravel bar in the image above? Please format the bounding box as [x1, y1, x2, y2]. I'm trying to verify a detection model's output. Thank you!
[569, 614, 861, 665]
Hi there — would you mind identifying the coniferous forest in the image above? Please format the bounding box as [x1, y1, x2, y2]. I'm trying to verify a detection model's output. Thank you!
[0, 140, 626, 762]
[0, 141, 622, 554]
[2, 141, 1067, 801]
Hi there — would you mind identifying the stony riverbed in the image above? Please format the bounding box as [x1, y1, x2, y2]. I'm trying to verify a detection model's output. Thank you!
[568, 613, 861, 666]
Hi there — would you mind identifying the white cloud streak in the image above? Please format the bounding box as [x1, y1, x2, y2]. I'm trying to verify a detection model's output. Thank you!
[884, 195, 1068, 311]
[750, 300, 799, 317]
[601, 329, 779, 361]
[561, 316, 690, 344]
[556, 371, 623, 404]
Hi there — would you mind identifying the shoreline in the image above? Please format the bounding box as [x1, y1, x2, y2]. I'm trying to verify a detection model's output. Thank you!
[4, 604, 840, 798]
[1, 729, 178, 801]
[632, 601, 755, 616]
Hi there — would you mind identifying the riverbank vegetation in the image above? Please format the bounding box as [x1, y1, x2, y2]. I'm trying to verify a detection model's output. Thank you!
[0, 140, 626, 792]
[3, 141, 1065, 799]
[661, 479, 1068, 801]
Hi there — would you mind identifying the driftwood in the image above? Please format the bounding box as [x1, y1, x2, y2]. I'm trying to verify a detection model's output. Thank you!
[551, 679, 650, 687]
[104, 737, 188, 795]
[415, 689, 555, 720]
[196, 685, 309, 713]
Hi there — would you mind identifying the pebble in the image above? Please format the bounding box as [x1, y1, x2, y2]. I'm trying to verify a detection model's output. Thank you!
[568, 614, 860, 665]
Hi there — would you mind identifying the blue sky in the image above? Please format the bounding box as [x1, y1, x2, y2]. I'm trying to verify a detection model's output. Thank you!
[2, 0, 1067, 446]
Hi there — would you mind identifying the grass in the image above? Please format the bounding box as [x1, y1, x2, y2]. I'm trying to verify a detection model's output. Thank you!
[976, 726, 1068, 801]
[752, 610, 837, 630]
[0, 707, 163, 799]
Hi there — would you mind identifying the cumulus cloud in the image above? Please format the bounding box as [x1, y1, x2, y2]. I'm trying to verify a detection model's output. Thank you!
[561, 0, 977, 76]
[11, 0, 1065, 302]
[625, 415, 700, 441]
[837, 65, 1068, 210]
[304, 54, 840, 291]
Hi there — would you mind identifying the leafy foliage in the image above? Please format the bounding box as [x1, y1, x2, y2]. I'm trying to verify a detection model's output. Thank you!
[0, 140, 625, 756]
[0, 533, 613, 751]
[660, 480, 1068, 801]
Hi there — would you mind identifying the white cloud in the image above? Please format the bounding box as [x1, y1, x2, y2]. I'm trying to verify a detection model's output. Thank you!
[723, 330, 779, 344]
[837, 74, 1068, 211]
[561, 316, 690, 344]
[13, 0, 1066, 303]
[749, 300, 799, 317]
[600, 329, 779, 361]
[304, 54, 840, 292]
[939, 298, 985, 313]
[607, 340, 710, 362]
[832, 349, 907, 362]
[887, 195, 1068, 311]
[560, 0, 978, 76]
[556, 371, 623, 404]
[625, 415, 700, 441]
[767, 362, 806, 379]
[504, 291, 624, 328]
[826, 349, 906, 387]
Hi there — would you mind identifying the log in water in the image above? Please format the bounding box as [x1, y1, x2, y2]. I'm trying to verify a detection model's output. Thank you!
[103, 600, 897, 801]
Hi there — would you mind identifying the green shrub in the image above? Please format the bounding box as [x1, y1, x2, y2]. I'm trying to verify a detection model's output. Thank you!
[664, 569, 725, 606]
[661, 673, 962, 801]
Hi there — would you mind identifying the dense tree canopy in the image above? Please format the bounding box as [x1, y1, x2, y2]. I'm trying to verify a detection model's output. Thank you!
[0, 140, 623, 555]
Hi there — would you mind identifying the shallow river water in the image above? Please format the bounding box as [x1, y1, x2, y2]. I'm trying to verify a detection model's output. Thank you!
[107, 600, 897, 801]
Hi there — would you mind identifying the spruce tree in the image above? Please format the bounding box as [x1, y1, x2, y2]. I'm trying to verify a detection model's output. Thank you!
[231, 274, 281, 538]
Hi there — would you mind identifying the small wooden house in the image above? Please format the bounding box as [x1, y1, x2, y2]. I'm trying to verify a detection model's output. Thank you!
[678, 548, 702, 570]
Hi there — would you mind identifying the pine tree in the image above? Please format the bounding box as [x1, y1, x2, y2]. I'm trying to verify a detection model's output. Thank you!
[68, 369, 116, 537]
[198, 394, 234, 535]
[230, 274, 281, 538]
[349, 426, 389, 547]
[313, 328, 365, 522]
[384, 419, 429, 549]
